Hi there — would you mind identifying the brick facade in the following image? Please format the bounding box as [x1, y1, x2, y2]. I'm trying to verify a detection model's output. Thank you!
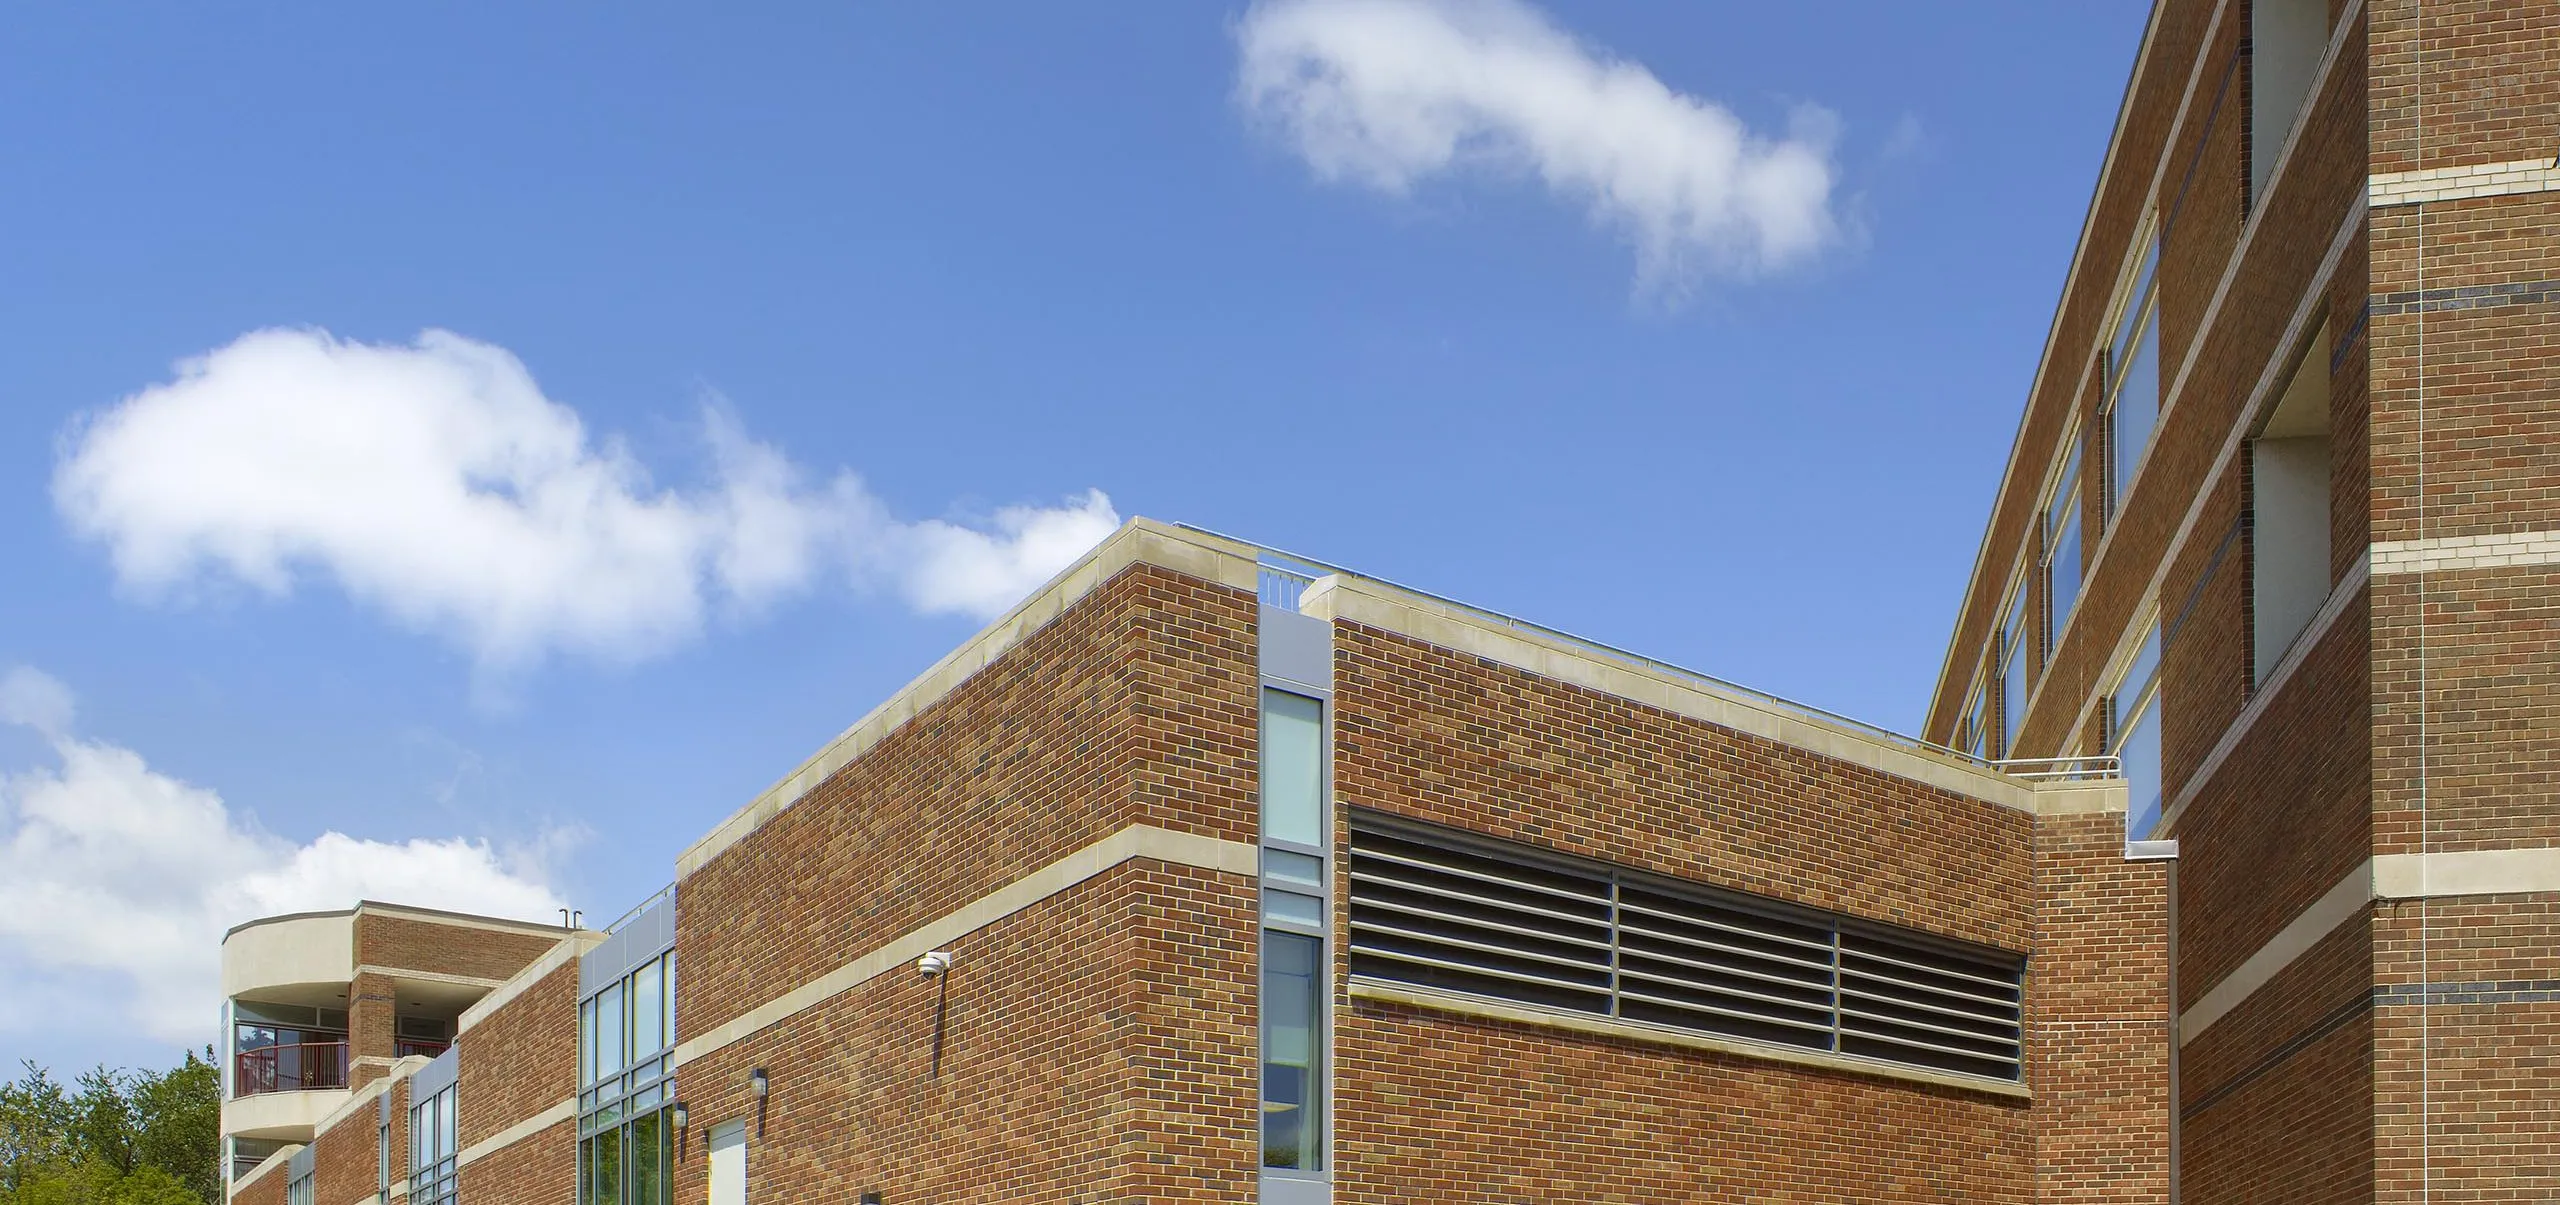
[1931, 0, 2559, 1202]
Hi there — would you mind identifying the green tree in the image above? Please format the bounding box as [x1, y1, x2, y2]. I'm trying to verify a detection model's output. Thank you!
[0, 1053, 217, 1205]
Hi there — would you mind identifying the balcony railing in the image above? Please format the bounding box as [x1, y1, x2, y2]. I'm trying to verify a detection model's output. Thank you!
[234, 1041, 349, 1097]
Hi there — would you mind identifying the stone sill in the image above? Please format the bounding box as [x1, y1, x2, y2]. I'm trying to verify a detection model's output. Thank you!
[1348, 978, 2032, 1102]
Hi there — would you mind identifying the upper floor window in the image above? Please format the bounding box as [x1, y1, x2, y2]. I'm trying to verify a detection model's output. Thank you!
[287, 1171, 316, 1205]
[2104, 224, 2162, 518]
[2110, 621, 2165, 839]
[1997, 581, 2034, 755]
[2043, 438, 2086, 648]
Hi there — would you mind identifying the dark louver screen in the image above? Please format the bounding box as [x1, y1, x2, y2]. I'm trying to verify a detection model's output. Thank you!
[1348, 814, 2025, 1082]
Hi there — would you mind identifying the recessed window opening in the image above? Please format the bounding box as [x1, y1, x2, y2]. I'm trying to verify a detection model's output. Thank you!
[1347, 815, 2027, 1082]
[2251, 0, 2331, 200]
[2250, 322, 2332, 685]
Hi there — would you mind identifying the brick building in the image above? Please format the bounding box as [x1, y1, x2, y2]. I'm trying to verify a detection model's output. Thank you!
[222, 522, 2169, 1204]
[215, 0, 2555, 1201]
[1921, 0, 2560, 1200]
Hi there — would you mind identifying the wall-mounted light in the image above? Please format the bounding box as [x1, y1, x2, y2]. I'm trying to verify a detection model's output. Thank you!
[749, 1068, 769, 1137]
[671, 1101, 688, 1161]
[919, 951, 955, 1077]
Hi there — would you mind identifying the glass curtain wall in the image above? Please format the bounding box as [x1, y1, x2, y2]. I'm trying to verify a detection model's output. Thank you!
[579, 951, 677, 1205]
[408, 1084, 456, 1205]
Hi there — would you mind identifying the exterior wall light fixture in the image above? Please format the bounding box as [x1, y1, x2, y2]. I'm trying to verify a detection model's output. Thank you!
[671, 1101, 688, 1161]
[918, 951, 955, 1077]
[750, 1068, 769, 1137]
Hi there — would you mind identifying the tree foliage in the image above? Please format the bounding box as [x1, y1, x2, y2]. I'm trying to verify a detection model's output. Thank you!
[0, 1052, 219, 1205]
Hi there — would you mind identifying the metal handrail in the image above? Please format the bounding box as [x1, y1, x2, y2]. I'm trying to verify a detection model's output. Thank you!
[1185, 524, 2001, 773]
[601, 882, 675, 935]
[1991, 755, 2123, 781]
[233, 1040, 349, 1097]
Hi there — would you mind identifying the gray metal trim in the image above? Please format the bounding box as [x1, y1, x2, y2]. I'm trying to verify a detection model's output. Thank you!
[410, 1045, 460, 1102]
[287, 1142, 317, 1180]
[1258, 605, 1332, 695]
[580, 890, 676, 998]
[1262, 1170, 1333, 1205]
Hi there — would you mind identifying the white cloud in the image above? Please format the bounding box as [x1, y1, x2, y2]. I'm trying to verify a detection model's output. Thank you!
[53, 328, 1120, 674]
[0, 668, 568, 1043]
[1236, 0, 1841, 291]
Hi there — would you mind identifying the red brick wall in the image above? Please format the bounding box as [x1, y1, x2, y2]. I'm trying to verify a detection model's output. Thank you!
[2371, 896, 2560, 1203]
[662, 561, 1263, 1201]
[1328, 619, 2063, 1201]
[309, 1080, 396, 1205]
[354, 912, 559, 984]
[456, 956, 579, 1151]
[1334, 622, 2035, 950]
[669, 859, 1258, 1205]
[459, 1120, 574, 1205]
[676, 563, 1259, 1044]
[232, 1162, 288, 1205]
[2030, 811, 2173, 1205]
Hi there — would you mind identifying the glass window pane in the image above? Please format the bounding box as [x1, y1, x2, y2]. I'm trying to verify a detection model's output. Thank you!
[2047, 508, 2083, 640]
[592, 1124, 622, 1205]
[1263, 848, 1323, 891]
[596, 983, 626, 1078]
[663, 953, 677, 1047]
[580, 997, 596, 1087]
[2118, 703, 2163, 839]
[631, 1111, 662, 1205]
[1263, 889, 1323, 930]
[631, 960, 663, 1059]
[1261, 690, 1325, 848]
[1261, 930, 1324, 1171]
[2113, 312, 2161, 500]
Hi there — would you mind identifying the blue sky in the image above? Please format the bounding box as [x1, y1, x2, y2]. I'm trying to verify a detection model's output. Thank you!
[0, 1, 2145, 1072]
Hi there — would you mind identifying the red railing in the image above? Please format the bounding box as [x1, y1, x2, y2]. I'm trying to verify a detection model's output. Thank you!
[233, 1041, 349, 1097]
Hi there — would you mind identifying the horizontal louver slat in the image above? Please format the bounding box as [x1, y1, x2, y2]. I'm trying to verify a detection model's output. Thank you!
[1347, 814, 2027, 1083]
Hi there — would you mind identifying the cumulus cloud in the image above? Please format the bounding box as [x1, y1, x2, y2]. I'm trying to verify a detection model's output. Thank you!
[0, 667, 568, 1042]
[52, 328, 1120, 674]
[1236, 0, 1841, 291]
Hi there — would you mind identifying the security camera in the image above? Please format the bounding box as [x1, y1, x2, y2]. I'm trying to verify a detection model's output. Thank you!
[917, 950, 953, 978]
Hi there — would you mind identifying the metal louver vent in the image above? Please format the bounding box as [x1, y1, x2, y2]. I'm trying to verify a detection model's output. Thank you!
[1348, 814, 2025, 1082]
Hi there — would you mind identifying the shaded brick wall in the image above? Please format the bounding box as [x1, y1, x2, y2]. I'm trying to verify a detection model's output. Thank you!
[2180, 917, 2375, 1204]
[2030, 811, 2173, 1205]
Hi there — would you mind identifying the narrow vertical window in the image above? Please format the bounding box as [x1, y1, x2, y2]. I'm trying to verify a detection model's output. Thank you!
[2044, 440, 2085, 645]
[2250, 0, 2330, 200]
[630, 958, 663, 1060]
[1261, 690, 1325, 848]
[1998, 585, 2033, 754]
[2112, 623, 2164, 838]
[596, 982, 626, 1080]
[1262, 931, 1325, 1169]
[2106, 226, 2162, 516]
